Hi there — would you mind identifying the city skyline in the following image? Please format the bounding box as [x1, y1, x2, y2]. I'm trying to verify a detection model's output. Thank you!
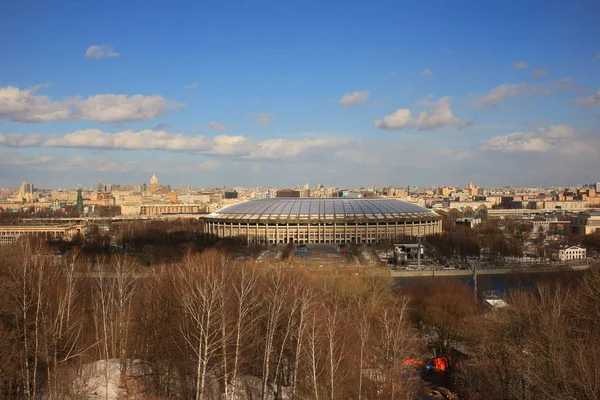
[1, 0, 599, 188]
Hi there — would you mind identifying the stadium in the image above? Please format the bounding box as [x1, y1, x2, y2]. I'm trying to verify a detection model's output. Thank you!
[203, 198, 442, 244]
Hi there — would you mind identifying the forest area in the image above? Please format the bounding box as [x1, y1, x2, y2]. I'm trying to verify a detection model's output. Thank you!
[1, 238, 599, 399]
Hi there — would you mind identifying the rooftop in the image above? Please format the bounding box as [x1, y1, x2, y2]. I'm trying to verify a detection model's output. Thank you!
[209, 197, 436, 220]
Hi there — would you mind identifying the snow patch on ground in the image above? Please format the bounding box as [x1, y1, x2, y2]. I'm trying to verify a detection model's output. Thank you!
[72, 359, 152, 400]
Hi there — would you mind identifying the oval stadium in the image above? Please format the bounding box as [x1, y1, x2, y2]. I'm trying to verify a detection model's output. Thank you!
[203, 198, 442, 244]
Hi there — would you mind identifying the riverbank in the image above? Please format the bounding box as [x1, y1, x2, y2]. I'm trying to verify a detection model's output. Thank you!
[384, 263, 591, 278]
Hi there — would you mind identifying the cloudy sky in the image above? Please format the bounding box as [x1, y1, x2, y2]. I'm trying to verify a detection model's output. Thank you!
[1, 0, 599, 189]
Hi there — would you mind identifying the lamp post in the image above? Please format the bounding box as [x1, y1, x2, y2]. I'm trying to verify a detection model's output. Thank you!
[417, 234, 423, 270]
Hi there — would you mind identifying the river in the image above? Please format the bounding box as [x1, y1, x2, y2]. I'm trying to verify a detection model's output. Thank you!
[394, 269, 588, 297]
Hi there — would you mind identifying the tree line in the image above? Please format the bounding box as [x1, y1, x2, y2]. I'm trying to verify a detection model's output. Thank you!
[2, 237, 599, 399]
[0, 239, 421, 399]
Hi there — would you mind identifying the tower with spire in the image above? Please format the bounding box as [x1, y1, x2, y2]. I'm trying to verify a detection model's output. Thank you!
[76, 187, 84, 214]
[149, 173, 159, 193]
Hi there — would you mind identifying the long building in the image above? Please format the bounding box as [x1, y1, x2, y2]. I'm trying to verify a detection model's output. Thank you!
[203, 198, 442, 244]
[0, 224, 84, 245]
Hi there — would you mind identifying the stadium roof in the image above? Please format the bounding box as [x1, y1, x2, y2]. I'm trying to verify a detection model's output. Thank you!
[207, 198, 437, 221]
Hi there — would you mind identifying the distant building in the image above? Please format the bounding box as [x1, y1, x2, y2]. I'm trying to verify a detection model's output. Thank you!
[276, 189, 301, 198]
[180, 184, 193, 194]
[456, 218, 481, 228]
[0, 224, 84, 245]
[548, 245, 587, 261]
[132, 184, 146, 193]
[224, 191, 238, 199]
[148, 173, 159, 193]
[76, 188, 84, 214]
[434, 204, 488, 220]
[393, 243, 424, 264]
[436, 186, 455, 196]
[204, 198, 442, 245]
[571, 212, 600, 234]
[139, 204, 205, 216]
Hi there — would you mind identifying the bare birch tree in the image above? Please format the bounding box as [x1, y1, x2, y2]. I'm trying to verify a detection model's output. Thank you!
[229, 261, 261, 399]
[176, 251, 226, 400]
[8, 239, 48, 400]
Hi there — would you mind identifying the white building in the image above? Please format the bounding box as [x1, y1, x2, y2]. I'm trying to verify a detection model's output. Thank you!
[549, 245, 587, 261]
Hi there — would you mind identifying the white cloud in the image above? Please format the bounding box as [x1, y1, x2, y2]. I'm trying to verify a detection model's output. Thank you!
[67, 94, 182, 122]
[210, 134, 250, 155]
[572, 89, 600, 108]
[251, 113, 273, 127]
[473, 83, 531, 108]
[511, 61, 528, 70]
[0, 129, 353, 162]
[184, 82, 198, 89]
[85, 45, 119, 59]
[0, 86, 183, 123]
[250, 137, 352, 159]
[0, 86, 71, 122]
[481, 125, 575, 152]
[389, 71, 397, 76]
[42, 129, 211, 151]
[532, 69, 549, 79]
[420, 68, 433, 77]
[339, 91, 370, 108]
[374, 96, 466, 131]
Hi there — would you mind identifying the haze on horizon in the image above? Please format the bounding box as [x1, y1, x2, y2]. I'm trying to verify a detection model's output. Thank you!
[1, 0, 599, 189]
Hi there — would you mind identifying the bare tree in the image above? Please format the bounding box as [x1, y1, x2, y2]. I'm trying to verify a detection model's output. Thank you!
[373, 297, 421, 399]
[41, 250, 85, 399]
[175, 251, 226, 400]
[290, 283, 315, 399]
[8, 239, 48, 400]
[260, 266, 289, 400]
[110, 256, 140, 377]
[229, 261, 260, 399]
[304, 305, 325, 400]
[91, 258, 113, 400]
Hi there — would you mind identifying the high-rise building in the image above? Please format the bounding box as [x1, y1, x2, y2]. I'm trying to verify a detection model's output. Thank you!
[596, 182, 600, 193]
[148, 173, 159, 193]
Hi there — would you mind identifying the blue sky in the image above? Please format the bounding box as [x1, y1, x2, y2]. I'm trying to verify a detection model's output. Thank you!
[1, 0, 599, 189]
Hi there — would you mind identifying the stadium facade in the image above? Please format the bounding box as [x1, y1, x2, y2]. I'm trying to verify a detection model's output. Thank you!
[203, 198, 442, 244]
